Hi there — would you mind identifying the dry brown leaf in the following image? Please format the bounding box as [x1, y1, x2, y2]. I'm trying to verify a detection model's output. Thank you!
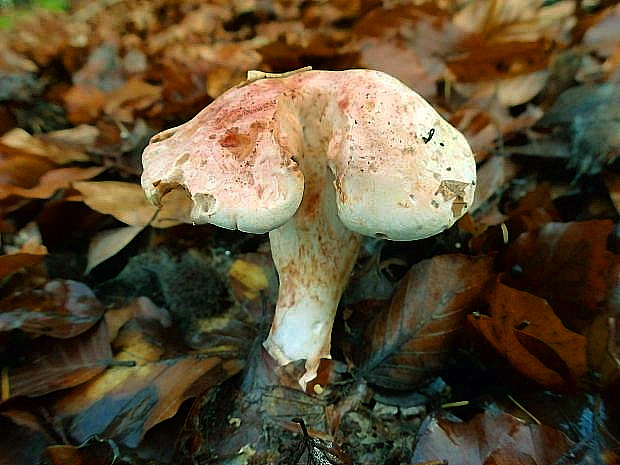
[502, 220, 615, 327]
[0, 253, 46, 281]
[350, 5, 460, 99]
[51, 318, 243, 447]
[103, 78, 162, 122]
[63, 85, 106, 125]
[0, 144, 57, 190]
[452, 0, 575, 43]
[412, 407, 574, 465]
[469, 279, 588, 390]
[470, 155, 519, 218]
[85, 225, 145, 274]
[3, 322, 112, 400]
[358, 254, 494, 390]
[0, 279, 104, 338]
[0, 128, 90, 164]
[0, 166, 106, 199]
[72, 181, 158, 226]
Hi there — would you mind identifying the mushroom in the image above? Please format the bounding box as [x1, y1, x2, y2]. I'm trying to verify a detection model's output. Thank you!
[141, 69, 476, 388]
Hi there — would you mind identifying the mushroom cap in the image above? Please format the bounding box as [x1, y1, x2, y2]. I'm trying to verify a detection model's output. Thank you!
[323, 70, 476, 240]
[141, 79, 305, 234]
[141, 69, 476, 239]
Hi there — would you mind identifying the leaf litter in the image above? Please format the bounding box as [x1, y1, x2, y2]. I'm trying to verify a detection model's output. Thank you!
[0, 0, 619, 464]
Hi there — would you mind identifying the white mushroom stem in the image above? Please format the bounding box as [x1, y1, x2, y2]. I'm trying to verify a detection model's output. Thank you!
[264, 113, 361, 390]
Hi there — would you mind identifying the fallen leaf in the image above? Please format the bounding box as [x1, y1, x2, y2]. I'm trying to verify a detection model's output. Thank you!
[43, 438, 118, 465]
[587, 313, 620, 391]
[412, 406, 574, 465]
[290, 417, 352, 465]
[0, 252, 46, 281]
[350, 5, 459, 99]
[0, 128, 89, 164]
[72, 181, 158, 227]
[358, 254, 494, 390]
[85, 225, 145, 274]
[103, 78, 162, 122]
[104, 297, 171, 342]
[3, 322, 112, 400]
[0, 144, 57, 193]
[452, 0, 575, 43]
[502, 220, 615, 328]
[0, 279, 104, 338]
[0, 410, 54, 465]
[534, 83, 620, 176]
[228, 253, 278, 318]
[0, 166, 106, 199]
[447, 42, 552, 83]
[582, 3, 620, 58]
[469, 279, 588, 391]
[63, 85, 105, 125]
[470, 155, 520, 218]
[453, 69, 550, 107]
[51, 318, 243, 447]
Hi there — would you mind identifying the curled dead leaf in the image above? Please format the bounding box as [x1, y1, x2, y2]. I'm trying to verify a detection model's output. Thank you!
[469, 279, 588, 391]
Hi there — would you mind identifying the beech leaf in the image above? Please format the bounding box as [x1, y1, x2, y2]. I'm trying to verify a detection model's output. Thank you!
[469, 279, 588, 391]
[51, 318, 243, 447]
[412, 407, 574, 465]
[358, 254, 494, 390]
[502, 220, 615, 326]
[3, 322, 112, 400]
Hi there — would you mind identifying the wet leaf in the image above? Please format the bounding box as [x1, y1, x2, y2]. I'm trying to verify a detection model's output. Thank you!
[469, 279, 588, 391]
[359, 254, 494, 390]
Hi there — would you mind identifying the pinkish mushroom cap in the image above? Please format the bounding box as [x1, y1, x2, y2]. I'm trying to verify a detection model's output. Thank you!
[141, 68, 476, 388]
[141, 79, 305, 234]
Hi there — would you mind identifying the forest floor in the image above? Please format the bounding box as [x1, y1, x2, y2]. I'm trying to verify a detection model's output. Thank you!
[0, 1, 619, 464]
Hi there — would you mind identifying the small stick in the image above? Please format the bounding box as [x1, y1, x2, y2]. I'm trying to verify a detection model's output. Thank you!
[247, 66, 313, 82]
[508, 394, 541, 425]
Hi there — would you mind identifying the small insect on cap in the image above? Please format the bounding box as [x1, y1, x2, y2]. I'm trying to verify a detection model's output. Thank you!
[325, 70, 476, 241]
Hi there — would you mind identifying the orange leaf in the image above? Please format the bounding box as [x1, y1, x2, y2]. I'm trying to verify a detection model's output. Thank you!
[469, 280, 588, 391]
[52, 319, 243, 447]
[0, 252, 45, 280]
[73, 181, 158, 226]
